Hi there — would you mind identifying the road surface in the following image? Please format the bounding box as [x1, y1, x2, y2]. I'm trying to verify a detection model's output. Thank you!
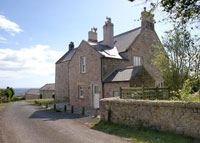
[0, 102, 127, 143]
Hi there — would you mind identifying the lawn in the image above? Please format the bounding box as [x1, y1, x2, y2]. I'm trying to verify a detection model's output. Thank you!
[93, 120, 200, 143]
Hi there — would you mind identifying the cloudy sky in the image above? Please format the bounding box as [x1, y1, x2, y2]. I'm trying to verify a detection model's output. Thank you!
[0, 0, 171, 88]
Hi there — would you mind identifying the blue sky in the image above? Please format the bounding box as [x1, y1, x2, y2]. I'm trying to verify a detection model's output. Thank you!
[0, 0, 171, 88]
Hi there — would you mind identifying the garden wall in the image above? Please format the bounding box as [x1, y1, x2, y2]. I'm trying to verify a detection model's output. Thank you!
[100, 98, 200, 138]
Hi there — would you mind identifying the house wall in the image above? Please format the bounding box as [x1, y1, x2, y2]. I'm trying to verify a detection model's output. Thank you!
[128, 28, 163, 85]
[25, 94, 40, 100]
[69, 41, 102, 107]
[130, 67, 155, 87]
[55, 61, 69, 101]
[102, 58, 129, 80]
[100, 98, 200, 139]
[104, 82, 129, 98]
[40, 90, 55, 99]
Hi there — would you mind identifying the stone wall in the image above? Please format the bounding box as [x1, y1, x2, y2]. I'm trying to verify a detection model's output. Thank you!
[55, 61, 69, 101]
[128, 28, 163, 85]
[25, 94, 40, 100]
[130, 67, 155, 87]
[100, 98, 200, 138]
[69, 41, 102, 107]
[40, 90, 54, 99]
[102, 58, 129, 80]
[104, 82, 129, 98]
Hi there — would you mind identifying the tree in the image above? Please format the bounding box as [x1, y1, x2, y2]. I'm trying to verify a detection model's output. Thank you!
[128, 0, 200, 23]
[153, 24, 200, 92]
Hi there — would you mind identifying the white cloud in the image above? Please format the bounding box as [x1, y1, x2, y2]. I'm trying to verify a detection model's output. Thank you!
[0, 45, 64, 79]
[0, 35, 7, 43]
[0, 15, 22, 34]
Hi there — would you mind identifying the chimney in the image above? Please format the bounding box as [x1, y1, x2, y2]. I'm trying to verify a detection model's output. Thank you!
[69, 42, 74, 51]
[141, 7, 154, 30]
[102, 17, 114, 47]
[88, 27, 98, 42]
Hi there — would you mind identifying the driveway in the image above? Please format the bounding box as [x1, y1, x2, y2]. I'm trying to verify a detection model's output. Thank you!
[0, 102, 128, 143]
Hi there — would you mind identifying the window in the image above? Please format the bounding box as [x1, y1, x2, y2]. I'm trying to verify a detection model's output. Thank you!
[94, 85, 99, 94]
[78, 86, 84, 98]
[113, 91, 119, 97]
[81, 57, 86, 73]
[133, 56, 141, 66]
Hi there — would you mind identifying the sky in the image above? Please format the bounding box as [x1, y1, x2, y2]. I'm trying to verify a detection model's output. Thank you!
[0, 0, 172, 88]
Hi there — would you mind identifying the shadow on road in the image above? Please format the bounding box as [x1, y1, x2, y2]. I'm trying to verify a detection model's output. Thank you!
[29, 109, 86, 121]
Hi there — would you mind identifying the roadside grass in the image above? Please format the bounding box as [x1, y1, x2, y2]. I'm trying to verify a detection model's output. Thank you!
[0, 105, 5, 111]
[22, 98, 67, 105]
[92, 120, 200, 143]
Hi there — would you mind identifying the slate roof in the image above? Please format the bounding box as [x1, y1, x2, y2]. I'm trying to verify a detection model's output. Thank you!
[113, 27, 141, 53]
[56, 48, 77, 64]
[40, 83, 55, 91]
[25, 89, 40, 95]
[103, 66, 142, 83]
[56, 27, 141, 63]
[89, 27, 141, 59]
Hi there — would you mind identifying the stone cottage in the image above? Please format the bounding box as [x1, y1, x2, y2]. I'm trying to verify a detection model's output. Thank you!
[25, 89, 40, 100]
[55, 8, 163, 108]
[40, 83, 55, 99]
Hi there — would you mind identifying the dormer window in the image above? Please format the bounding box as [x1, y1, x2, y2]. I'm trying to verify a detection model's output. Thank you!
[81, 56, 86, 73]
[133, 56, 141, 66]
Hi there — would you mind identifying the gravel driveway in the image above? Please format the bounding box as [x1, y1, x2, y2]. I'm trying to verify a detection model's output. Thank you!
[0, 102, 128, 143]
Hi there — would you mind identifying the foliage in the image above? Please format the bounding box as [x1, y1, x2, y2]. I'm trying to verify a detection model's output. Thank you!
[93, 120, 199, 143]
[153, 24, 200, 92]
[0, 87, 15, 103]
[170, 79, 200, 101]
[128, 0, 200, 23]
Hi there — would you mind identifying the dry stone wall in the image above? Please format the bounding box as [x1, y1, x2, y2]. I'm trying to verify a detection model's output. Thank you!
[100, 98, 200, 138]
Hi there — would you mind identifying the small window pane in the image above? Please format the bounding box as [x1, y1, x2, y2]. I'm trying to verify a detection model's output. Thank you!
[79, 86, 84, 98]
[81, 57, 86, 73]
[133, 56, 141, 66]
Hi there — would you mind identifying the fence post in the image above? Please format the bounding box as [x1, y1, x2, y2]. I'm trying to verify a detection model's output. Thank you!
[71, 106, 74, 113]
[142, 85, 145, 99]
[64, 105, 67, 112]
[156, 87, 159, 99]
[46, 104, 48, 108]
[168, 87, 170, 99]
[54, 104, 56, 110]
[120, 87, 122, 99]
[82, 107, 85, 115]
[94, 108, 98, 117]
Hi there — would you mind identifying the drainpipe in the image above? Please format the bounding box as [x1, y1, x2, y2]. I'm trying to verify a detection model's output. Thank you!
[101, 57, 105, 98]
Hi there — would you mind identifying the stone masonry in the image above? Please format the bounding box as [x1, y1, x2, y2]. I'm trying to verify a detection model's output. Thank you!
[100, 98, 200, 138]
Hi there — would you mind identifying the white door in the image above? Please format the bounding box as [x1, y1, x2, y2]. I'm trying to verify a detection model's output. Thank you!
[93, 85, 99, 108]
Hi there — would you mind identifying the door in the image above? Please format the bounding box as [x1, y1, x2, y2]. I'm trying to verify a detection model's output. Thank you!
[93, 85, 99, 108]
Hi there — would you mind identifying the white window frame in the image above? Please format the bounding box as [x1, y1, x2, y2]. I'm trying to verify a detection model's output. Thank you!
[78, 85, 84, 98]
[133, 56, 141, 66]
[81, 56, 86, 73]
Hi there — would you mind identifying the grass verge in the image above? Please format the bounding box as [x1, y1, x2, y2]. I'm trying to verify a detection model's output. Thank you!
[92, 120, 200, 143]
[0, 105, 5, 111]
[22, 98, 67, 105]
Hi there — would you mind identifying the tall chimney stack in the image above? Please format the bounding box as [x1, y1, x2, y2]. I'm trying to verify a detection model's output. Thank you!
[88, 27, 98, 42]
[141, 7, 154, 30]
[102, 17, 114, 47]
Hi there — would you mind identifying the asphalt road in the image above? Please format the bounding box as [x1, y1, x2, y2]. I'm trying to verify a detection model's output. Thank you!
[0, 102, 128, 143]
